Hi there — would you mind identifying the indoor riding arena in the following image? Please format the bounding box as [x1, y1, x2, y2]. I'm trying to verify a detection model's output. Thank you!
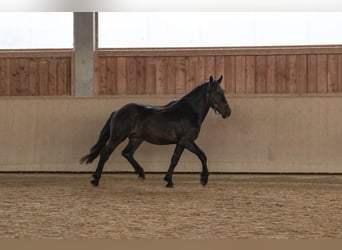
[1, 12, 342, 239]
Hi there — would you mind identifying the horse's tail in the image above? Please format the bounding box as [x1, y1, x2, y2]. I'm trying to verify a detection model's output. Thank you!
[79, 112, 115, 164]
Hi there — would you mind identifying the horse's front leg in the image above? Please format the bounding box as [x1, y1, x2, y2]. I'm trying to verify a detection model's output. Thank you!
[184, 142, 209, 186]
[164, 144, 185, 188]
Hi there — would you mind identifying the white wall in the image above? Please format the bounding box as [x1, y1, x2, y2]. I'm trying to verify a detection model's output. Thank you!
[1, 96, 342, 173]
[0, 12, 73, 49]
[98, 12, 342, 48]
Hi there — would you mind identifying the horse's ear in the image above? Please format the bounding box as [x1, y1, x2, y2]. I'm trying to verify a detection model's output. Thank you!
[217, 75, 223, 84]
[209, 76, 214, 83]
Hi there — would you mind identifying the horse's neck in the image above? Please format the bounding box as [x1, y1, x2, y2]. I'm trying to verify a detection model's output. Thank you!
[184, 85, 210, 124]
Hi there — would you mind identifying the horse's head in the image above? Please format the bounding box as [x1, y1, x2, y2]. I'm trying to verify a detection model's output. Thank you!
[207, 75, 231, 119]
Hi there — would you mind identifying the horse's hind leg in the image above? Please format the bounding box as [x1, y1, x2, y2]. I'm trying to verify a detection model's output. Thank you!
[91, 138, 123, 187]
[121, 138, 145, 179]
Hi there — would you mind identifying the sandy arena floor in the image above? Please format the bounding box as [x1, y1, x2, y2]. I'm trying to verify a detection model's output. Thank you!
[0, 173, 341, 239]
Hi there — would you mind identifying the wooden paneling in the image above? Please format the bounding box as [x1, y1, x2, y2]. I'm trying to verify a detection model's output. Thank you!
[296, 55, 307, 94]
[307, 55, 318, 93]
[0, 59, 10, 95]
[286, 55, 297, 93]
[266, 56, 276, 93]
[95, 46, 342, 96]
[327, 55, 338, 93]
[175, 57, 186, 94]
[256, 56, 266, 93]
[317, 55, 328, 93]
[0, 50, 73, 96]
[2, 47, 342, 97]
[224, 56, 235, 93]
[116, 57, 127, 95]
[106, 57, 117, 95]
[145, 57, 156, 94]
[275, 55, 287, 93]
[338, 55, 342, 92]
[245, 56, 256, 93]
[235, 56, 246, 94]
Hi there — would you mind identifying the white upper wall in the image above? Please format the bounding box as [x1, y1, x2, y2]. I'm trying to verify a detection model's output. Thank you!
[0, 12, 73, 49]
[0, 12, 341, 49]
[0, 0, 341, 11]
[98, 12, 342, 48]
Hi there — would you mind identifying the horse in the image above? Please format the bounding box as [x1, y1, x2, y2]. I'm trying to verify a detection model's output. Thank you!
[80, 75, 231, 188]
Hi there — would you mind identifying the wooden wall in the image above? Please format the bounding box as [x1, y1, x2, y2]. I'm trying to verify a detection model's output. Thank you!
[0, 50, 73, 96]
[95, 46, 342, 96]
[1, 46, 342, 97]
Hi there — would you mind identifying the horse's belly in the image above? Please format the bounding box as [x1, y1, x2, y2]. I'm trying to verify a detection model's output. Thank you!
[139, 121, 178, 145]
[144, 137, 176, 145]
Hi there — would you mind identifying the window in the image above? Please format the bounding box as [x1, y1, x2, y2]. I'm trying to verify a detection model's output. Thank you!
[98, 12, 342, 48]
[0, 12, 73, 49]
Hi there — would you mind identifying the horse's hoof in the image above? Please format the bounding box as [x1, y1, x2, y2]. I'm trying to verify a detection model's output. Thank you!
[138, 174, 145, 180]
[200, 177, 208, 186]
[140, 172, 146, 179]
[91, 179, 99, 187]
[166, 182, 174, 188]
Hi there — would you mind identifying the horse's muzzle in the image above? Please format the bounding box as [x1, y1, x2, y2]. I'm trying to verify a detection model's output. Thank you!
[222, 109, 231, 119]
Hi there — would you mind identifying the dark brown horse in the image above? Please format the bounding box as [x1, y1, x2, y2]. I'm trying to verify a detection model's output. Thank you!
[80, 75, 231, 187]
